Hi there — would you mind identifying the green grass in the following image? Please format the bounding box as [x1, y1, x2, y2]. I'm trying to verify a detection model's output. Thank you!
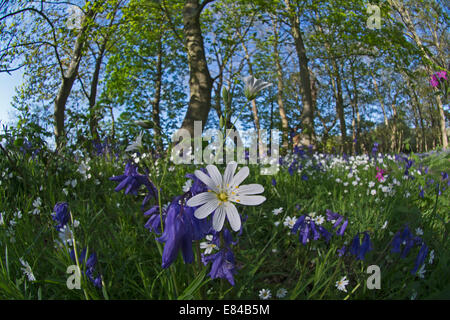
[0, 147, 449, 300]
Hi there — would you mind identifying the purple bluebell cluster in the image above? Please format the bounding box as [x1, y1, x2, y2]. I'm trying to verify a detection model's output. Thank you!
[110, 162, 158, 208]
[156, 197, 210, 269]
[348, 232, 373, 260]
[326, 210, 348, 236]
[391, 225, 428, 275]
[291, 215, 332, 246]
[201, 228, 240, 286]
[70, 248, 102, 288]
[142, 169, 243, 286]
[52, 202, 70, 231]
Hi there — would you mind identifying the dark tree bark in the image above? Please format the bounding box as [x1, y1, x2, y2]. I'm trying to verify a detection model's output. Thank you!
[284, 0, 315, 145]
[179, 0, 214, 137]
[152, 33, 164, 152]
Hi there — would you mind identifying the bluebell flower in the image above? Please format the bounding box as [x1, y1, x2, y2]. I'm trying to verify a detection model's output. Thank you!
[292, 215, 332, 246]
[202, 248, 237, 286]
[157, 196, 210, 269]
[337, 245, 347, 257]
[271, 178, 277, 186]
[185, 169, 208, 196]
[419, 186, 425, 198]
[52, 202, 70, 231]
[349, 232, 372, 260]
[70, 248, 102, 288]
[411, 243, 428, 275]
[110, 162, 154, 197]
[144, 205, 165, 235]
[441, 172, 449, 181]
[326, 210, 348, 236]
[157, 199, 194, 268]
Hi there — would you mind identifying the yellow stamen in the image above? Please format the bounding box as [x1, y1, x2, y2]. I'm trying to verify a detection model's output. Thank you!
[217, 192, 228, 202]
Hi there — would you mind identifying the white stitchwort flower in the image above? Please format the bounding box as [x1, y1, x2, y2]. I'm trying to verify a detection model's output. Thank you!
[336, 276, 349, 292]
[58, 225, 74, 246]
[258, 288, 271, 300]
[283, 216, 296, 229]
[313, 215, 325, 225]
[415, 228, 423, 236]
[19, 258, 36, 282]
[272, 207, 283, 216]
[243, 75, 272, 101]
[199, 235, 217, 255]
[276, 288, 288, 299]
[125, 131, 144, 153]
[428, 250, 435, 264]
[182, 179, 193, 193]
[186, 162, 265, 232]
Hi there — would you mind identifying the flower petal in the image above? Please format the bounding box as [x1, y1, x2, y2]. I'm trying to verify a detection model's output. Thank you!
[212, 205, 226, 231]
[230, 166, 249, 188]
[186, 192, 217, 207]
[233, 195, 266, 206]
[194, 169, 219, 192]
[223, 161, 237, 188]
[194, 199, 220, 219]
[235, 184, 264, 195]
[206, 165, 223, 189]
[224, 202, 241, 232]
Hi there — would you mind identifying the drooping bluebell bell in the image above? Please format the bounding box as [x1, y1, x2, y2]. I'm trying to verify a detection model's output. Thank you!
[110, 162, 154, 196]
[271, 178, 277, 186]
[371, 142, 379, 157]
[325, 210, 348, 236]
[411, 242, 428, 275]
[202, 248, 237, 286]
[52, 202, 70, 231]
[391, 225, 425, 261]
[292, 215, 332, 246]
[70, 248, 102, 288]
[419, 186, 425, 199]
[337, 245, 347, 257]
[185, 169, 208, 196]
[157, 198, 194, 268]
[110, 162, 158, 209]
[144, 205, 165, 235]
[349, 232, 372, 260]
[156, 196, 210, 269]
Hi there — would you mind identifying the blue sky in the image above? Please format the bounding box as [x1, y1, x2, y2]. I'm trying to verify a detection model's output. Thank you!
[0, 69, 23, 127]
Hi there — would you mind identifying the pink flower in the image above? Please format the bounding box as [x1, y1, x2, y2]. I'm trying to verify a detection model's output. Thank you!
[436, 70, 448, 81]
[376, 167, 385, 183]
[430, 71, 447, 88]
[430, 74, 439, 88]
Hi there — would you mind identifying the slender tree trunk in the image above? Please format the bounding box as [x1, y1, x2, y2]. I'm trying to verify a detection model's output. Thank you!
[272, 15, 290, 150]
[436, 95, 448, 149]
[88, 40, 107, 142]
[54, 21, 89, 149]
[240, 40, 265, 158]
[152, 34, 163, 152]
[180, 0, 213, 137]
[284, 0, 315, 145]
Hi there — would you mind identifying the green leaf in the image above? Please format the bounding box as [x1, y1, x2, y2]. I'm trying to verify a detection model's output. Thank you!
[177, 267, 209, 300]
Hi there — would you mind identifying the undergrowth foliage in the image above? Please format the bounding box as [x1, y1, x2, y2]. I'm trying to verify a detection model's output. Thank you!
[0, 126, 449, 299]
